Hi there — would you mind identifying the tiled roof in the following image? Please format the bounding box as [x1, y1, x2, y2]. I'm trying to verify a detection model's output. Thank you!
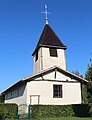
[32, 24, 67, 55]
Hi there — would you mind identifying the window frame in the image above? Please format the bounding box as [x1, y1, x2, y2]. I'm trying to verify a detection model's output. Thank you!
[11, 91, 12, 97]
[35, 50, 38, 62]
[17, 88, 20, 96]
[53, 85, 62, 98]
[49, 48, 58, 57]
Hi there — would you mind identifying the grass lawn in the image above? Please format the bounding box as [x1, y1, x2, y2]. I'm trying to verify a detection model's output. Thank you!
[41, 117, 92, 120]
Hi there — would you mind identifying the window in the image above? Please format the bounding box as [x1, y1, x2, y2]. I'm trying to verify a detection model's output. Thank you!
[17, 89, 20, 96]
[6, 94, 8, 99]
[53, 85, 62, 98]
[35, 50, 38, 61]
[49, 48, 58, 57]
[11, 91, 12, 97]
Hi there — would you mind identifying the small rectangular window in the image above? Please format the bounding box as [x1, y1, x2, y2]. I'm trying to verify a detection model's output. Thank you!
[6, 94, 8, 99]
[35, 50, 38, 61]
[11, 91, 12, 96]
[49, 48, 58, 57]
[53, 85, 62, 98]
[17, 89, 19, 96]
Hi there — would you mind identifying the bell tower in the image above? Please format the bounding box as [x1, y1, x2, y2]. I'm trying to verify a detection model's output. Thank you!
[32, 24, 67, 74]
[32, 5, 67, 74]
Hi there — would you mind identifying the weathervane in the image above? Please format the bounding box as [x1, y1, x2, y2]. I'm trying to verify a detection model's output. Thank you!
[41, 4, 51, 24]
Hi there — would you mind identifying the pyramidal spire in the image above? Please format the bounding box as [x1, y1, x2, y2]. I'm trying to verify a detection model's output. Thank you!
[41, 4, 51, 24]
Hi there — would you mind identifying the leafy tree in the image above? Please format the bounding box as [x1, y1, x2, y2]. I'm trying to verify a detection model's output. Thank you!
[72, 70, 81, 76]
[82, 84, 88, 103]
[85, 59, 92, 103]
[85, 59, 92, 82]
[72, 70, 83, 78]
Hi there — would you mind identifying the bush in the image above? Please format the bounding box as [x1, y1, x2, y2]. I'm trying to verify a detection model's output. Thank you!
[30, 104, 92, 119]
[89, 103, 92, 116]
[31, 105, 74, 119]
[0, 103, 92, 119]
[0, 103, 17, 119]
[72, 104, 90, 117]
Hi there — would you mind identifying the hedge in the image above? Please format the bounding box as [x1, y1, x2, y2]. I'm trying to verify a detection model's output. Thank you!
[72, 104, 91, 117]
[0, 103, 17, 119]
[30, 104, 92, 119]
[31, 105, 74, 119]
[0, 103, 92, 120]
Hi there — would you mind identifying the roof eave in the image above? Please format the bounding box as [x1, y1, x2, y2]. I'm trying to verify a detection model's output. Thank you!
[32, 44, 67, 56]
[1, 80, 27, 94]
[23, 66, 89, 83]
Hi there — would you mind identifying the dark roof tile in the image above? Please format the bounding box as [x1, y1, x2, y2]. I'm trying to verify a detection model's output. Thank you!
[32, 24, 67, 55]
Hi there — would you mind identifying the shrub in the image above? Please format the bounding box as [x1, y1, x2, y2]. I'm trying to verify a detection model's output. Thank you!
[0, 103, 17, 119]
[89, 103, 92, 116]
[72, 104, 90, 117]
[30, 104, 92, 119]
[31, 105, 74, 119]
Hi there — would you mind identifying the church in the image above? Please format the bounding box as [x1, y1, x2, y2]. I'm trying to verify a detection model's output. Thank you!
[1, 6, 88, 106]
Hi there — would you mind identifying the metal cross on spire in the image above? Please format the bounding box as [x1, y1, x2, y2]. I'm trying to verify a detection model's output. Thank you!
[41, 4, 51, 24]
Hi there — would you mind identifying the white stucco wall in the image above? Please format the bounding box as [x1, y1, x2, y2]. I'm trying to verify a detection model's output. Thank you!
[27, 71, 82, 105]
[27, 81, 81, 105]
[33, 47, 66, 74]
[35, 71, 76, 82]
[33, 48, 41, 74]
[5, 84, 27, 105]
[42, 48, 66, 71]
[4, 71, 82, 106]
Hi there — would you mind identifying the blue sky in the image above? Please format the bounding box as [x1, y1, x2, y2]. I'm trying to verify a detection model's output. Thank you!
[0, 0, 92, 93]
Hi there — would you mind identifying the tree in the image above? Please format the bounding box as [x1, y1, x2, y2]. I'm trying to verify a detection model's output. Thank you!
[82, 84, 88, 103]
[72, 70, 81, 76]
[72, 70, 84, 78]
[85, 59, 92, 82]
[85, 59, 92, 103]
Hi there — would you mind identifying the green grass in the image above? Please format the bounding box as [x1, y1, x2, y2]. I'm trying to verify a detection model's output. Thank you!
[41, 117, 92, 120]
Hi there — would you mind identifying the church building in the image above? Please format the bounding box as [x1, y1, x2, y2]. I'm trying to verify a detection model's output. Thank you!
[1, 6, 88, 106]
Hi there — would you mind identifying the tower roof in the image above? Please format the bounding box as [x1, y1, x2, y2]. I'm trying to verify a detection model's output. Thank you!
[32, 24, 67, 56]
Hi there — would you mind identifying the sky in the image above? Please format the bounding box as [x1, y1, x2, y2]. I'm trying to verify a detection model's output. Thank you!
[0, 0, 92, 93]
